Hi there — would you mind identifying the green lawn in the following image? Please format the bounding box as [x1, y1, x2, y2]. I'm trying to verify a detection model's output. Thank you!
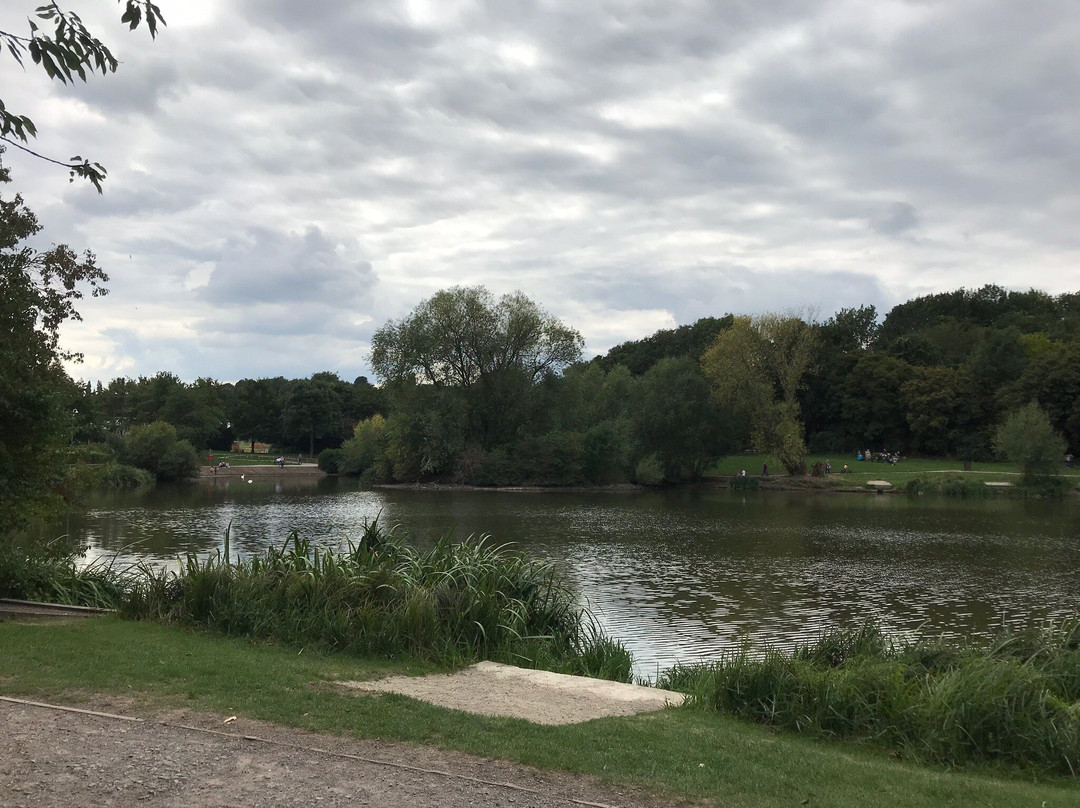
[708, 453, 1080, 488]
[206, 451, 304, 467]
[0, 618, 1075, 807]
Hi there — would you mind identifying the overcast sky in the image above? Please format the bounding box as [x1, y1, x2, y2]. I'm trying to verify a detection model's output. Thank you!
[4, 0, 1079, 384]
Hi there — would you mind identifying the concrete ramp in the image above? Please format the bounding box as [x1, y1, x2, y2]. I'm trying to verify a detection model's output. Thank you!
[341, 662, 685, 725]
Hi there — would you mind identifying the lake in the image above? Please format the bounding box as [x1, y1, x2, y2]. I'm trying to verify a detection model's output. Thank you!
[48, 476, 1080, 679]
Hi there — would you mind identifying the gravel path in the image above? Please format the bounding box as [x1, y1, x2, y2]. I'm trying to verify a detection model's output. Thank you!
[0, 698, 703, 808]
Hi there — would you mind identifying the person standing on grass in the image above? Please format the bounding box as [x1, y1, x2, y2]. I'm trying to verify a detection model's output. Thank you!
[762, 462, 768, 476]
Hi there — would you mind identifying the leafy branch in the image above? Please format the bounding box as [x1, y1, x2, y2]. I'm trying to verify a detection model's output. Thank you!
[0, 1, 165, 191]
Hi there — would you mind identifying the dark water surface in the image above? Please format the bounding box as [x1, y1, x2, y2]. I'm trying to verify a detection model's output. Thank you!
[51, 477, 1080, 678]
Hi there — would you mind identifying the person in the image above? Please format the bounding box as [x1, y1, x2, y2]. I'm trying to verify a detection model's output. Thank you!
[762, 462, 768, 476]
[825, 460, 831, 475]
[1067, 454, 1074, 469]
[740, 469, 747, 478]
[276, 455, 285, 468]
[298, 453, 303, 465]
[842, 463, 850, 473]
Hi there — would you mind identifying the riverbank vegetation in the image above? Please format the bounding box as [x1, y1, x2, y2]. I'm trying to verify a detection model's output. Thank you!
[1, 618, 1076, 807]
[123, 521, 631, 680]
[658, 622, 1080, 778]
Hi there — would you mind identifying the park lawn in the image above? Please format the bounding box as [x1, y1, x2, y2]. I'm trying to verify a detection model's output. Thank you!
[708, 454, 1080, 489]
[205, 451, 302, 467]
[0, 618, 1075, 808]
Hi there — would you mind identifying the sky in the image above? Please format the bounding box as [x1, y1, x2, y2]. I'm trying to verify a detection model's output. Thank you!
[3, 0, 1079, 384]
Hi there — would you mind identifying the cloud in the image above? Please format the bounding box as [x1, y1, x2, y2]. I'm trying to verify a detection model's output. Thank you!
[0, 0, 1069, 386]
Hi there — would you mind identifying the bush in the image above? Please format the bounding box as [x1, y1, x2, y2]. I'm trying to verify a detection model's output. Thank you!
[634, 453, 665, 486]
[512, 432, 586, 485]
[659, 622, 1080, 776]
[317, 448, 342, 474]
[121, 421, 199, 482]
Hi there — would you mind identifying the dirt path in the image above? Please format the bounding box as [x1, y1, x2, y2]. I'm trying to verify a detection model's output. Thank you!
[0, 698, 704, 808]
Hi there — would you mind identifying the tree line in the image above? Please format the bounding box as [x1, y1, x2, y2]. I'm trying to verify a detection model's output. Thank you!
[58, 282, 1080, 489]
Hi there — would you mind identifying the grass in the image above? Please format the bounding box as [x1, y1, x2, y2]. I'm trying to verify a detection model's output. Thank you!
[0, 536, 131, 609]
[708, 453, 1080, 491]
[0, 618, 1075, 808]
[207, 451, 302, 467]
[658, 623, 1080, 778]
[124, 521, 632, 680]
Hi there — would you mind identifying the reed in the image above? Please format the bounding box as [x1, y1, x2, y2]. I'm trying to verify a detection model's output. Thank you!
[657, 622, 1080, 776]
[0, 536, 131, 609]
[123, 520, 632, 681]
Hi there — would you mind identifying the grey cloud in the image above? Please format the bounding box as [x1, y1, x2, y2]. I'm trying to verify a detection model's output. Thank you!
[198, 227, 376, 307]
[871, 202, 919, 236]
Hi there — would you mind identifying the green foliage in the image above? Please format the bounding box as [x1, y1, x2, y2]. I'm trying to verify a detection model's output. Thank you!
[0, 152, 107, 534]
[594, 315, 733, 375]
[124, 523, 632, 679]
[702, 314, 817, 475]
[659, 621, 1080, 776]
[994, 403, 1066, 484]
[634, 453, 665, 486]
[0, 2, 164, 190]
[904, 474, 992, 498]
[631, 357, 723, 481]
[0, 535, 129, 607]
[316, 448, 342, 474]
[121, 421, 198, 482]
[371, 286, 582, 449]
[339, 414, 390, 476]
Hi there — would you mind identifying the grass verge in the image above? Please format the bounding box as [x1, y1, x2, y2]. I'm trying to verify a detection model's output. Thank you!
[0, 618, 1075, 808]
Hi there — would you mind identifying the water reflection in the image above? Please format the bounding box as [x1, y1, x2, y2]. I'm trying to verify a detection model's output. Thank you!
[41, 479, 1080, 679]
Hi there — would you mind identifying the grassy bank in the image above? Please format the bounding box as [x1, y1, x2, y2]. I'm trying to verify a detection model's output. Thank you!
[659, 623, 1080, 777]
[709, 454, 1080, 492]
[0, 618, 1075, 808]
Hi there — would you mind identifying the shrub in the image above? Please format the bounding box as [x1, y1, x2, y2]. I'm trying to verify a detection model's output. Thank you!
[660, 622, 1080, 776]
[121, 421, 199, 482]
[317, 448, 342, 474]
[634, 453, 665, 485]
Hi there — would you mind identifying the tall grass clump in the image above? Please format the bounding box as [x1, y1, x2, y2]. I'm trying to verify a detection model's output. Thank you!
[124, 521, 632, 681]
[657, 622, 1080, 776]
[0, 536, 130, 609]
[905, 474, 992, 498]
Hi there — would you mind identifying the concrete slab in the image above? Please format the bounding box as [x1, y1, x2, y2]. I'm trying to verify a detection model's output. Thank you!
[866, 480, 893, 489]
[340, 661, 686, 725]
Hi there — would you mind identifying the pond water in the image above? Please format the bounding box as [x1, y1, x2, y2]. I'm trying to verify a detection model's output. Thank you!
[47, 477, 1080, 679]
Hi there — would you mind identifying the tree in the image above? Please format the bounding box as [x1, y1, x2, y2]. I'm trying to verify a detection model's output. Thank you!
[994, 403, 1065, 484]
[281, 374, 344, 458]
[701, 314, 818, 475]
[371, 286, 583, 448]
[0, 1, 164, 190]
[0, 152, 107, 532]
[631, 357, 723, 482]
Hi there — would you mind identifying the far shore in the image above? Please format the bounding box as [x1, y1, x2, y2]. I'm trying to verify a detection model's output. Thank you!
[198, 463, 326, 479]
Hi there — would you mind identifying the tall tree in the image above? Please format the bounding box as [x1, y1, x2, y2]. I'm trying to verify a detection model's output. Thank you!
[702, 314, 818, 475]
[0, 152, 106, 532]
[371, 286, 582, 447]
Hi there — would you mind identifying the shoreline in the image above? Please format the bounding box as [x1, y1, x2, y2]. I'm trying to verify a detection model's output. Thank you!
[198, 463, 326, 479]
